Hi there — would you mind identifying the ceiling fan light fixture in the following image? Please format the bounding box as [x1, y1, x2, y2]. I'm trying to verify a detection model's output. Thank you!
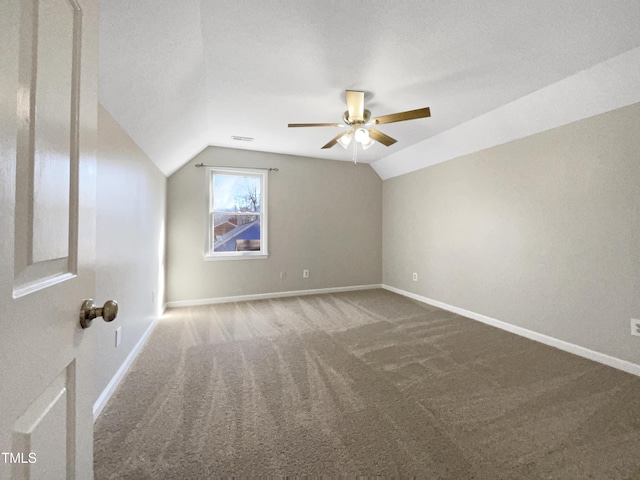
[354, 127, 369, 144]
[361, 137, 375, 150]
[337, 132, 353, 149]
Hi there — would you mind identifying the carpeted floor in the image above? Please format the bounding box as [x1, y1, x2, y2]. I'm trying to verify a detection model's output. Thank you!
[94, 289, 640, 478]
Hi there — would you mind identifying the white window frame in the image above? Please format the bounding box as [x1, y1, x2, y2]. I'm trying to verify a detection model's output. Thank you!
[205, 167, 268, 260]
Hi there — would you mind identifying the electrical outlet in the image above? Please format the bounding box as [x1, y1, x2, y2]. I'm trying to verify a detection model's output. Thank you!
[303, 269, 310, 278]
[412, 272, 418, 282]
[115, 327, 122, 348]
[631, 319, 640, 337]
[280, 271, 287, 279]
[152, 289, 156, 304]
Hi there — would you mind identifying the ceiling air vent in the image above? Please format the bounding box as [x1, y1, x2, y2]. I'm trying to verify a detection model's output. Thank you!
[231, 136, 254, 142]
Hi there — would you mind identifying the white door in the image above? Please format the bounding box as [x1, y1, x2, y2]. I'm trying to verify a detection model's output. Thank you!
[0, 0, 98, 478]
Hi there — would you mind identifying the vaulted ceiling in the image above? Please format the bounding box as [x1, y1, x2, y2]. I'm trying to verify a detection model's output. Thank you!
[99, 1, 640, 177]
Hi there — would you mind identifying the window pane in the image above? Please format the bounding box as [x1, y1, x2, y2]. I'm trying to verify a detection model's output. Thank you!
[212, 214, 261, 252]
[213, 174, 261, 213]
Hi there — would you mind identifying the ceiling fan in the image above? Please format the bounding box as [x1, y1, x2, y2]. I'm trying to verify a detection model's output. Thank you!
[288, 90, 431, 151]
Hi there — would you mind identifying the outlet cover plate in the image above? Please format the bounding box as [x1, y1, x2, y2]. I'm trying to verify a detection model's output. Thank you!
[303, 269, 309, 278]
[631, 319, 640, 337]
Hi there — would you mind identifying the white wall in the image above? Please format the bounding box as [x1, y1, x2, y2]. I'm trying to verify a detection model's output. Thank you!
[382, 102, 640, 366]
[94, 105, 167, 404]
[166, 147, 382, 303]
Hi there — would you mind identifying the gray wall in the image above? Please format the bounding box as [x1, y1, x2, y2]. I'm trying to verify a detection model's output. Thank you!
[94, 105, 167, 402]
[166, 147, 382, 303]
[383, 102, 640, 364]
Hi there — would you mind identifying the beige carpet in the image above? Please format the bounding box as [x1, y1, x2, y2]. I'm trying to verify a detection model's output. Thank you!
[94, 289, 640, 478]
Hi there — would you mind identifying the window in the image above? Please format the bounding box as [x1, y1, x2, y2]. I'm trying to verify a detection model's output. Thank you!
[206, 168, 268, 259]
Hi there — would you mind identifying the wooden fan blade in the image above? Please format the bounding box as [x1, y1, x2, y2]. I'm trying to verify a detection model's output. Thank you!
[345, 90, 365, 122]
[371, 107, 431, 125]
[288, 123, 342, 128]
[321, 131, 348, 149]
[369, 128, 397, 147]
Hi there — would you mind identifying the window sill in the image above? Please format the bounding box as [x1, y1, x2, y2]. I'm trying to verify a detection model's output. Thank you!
[204, 253, 269, 262]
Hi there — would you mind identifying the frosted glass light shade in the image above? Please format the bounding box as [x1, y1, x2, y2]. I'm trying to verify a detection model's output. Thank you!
[337, 132, 353, 149]
[354, 127, 369, 143]
[361, 137, 375, 149]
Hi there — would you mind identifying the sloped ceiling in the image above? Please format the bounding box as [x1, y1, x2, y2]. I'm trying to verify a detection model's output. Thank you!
[99, 1, 640, 177]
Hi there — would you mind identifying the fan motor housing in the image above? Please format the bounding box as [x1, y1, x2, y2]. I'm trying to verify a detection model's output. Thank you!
[342, 109, 371, 125]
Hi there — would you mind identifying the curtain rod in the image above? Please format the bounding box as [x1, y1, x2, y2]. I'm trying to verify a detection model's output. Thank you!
[194, 163, 279, 172]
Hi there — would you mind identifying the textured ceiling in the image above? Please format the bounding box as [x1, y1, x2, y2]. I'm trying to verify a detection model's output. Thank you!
[99, 0, 640, 176]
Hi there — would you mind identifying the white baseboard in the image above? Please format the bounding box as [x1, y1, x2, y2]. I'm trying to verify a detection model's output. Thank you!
[382, 284, 640, 378]
[93, 315, 160, 421]
[164, 284, 382, 308]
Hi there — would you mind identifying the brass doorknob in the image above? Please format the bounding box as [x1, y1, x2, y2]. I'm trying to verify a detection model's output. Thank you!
[79, 299, 119, 329]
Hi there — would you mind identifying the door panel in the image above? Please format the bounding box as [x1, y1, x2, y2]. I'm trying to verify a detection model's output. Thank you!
[11, 370, 69, 480]
[27, 0, 75, 264]
[0, 0, 98, 478]
[14, 0, 81, 297]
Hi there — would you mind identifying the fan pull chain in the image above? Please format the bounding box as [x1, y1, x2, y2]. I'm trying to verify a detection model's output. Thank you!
[352, 141, 358, 164]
